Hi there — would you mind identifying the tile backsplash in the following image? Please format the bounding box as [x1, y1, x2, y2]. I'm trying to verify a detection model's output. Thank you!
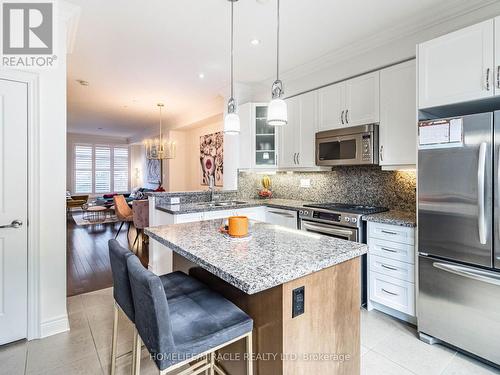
[238, 167, 416, 211]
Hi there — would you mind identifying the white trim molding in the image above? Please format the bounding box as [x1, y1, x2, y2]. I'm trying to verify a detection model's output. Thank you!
[40, 314, 70, 338]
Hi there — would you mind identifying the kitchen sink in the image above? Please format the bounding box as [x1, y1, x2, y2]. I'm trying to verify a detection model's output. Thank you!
[197, 200, 247, 207]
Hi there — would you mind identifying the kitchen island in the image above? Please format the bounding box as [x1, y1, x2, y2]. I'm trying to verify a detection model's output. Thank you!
[145, 220, 367, 375]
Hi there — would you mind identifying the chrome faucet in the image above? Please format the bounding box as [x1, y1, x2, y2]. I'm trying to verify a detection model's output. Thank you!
[208, 175, 217, 202]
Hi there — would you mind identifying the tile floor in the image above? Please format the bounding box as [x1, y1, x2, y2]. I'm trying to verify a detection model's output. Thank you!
[0, 287, 499, 375]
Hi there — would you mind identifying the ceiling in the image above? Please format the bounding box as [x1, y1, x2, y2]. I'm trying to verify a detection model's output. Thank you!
[67, 0, 492, 139]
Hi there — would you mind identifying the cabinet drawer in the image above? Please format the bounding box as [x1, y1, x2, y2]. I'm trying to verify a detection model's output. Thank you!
[369, 238, 415, 264]
[369, 271, 415, 316]
[369, 254, 415, 282]
[368, 222, 415, 245]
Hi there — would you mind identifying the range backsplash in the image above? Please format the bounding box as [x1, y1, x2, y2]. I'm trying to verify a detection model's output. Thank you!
[238, 167, 416, 211]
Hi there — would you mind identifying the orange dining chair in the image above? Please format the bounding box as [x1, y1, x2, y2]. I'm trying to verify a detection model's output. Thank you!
[113, 195, 133, 239]
[132, 199, 149, 248]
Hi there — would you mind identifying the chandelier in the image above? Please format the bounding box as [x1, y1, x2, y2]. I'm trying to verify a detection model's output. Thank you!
[145, 103, 176, 160]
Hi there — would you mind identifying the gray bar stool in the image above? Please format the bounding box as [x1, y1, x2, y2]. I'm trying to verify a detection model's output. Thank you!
[108, 240, 210, 375]
[126, 254, 254, 375]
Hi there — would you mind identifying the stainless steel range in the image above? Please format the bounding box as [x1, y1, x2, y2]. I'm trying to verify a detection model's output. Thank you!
[298, 203, 388, 306]
[299, 203, 388, 242]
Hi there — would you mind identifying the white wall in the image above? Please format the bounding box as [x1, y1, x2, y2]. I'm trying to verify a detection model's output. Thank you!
[66, 132, 129, 193]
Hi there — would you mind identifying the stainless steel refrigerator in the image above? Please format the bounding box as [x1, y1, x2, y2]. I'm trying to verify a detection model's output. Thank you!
[418, 112, 500, 366]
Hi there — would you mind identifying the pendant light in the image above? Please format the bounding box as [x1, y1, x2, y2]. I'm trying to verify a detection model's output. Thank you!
[145, 103, 176, 160]
[267, 0, 287, 126]
[224, 0, 240, 134]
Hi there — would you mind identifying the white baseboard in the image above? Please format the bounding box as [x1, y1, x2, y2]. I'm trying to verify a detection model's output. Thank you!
[40, 314, 69, 338]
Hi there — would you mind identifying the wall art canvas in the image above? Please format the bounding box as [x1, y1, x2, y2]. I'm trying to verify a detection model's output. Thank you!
[200, 132, 223, 186]
[146, 159, 161, 184]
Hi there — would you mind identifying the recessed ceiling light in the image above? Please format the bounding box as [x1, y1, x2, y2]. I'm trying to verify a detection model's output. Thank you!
[76, 79, 89, 86]
[250, 39, 261, 46]
[198, 73, 205, 79]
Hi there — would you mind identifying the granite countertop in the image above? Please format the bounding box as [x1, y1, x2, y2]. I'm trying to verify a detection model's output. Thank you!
[363, 210, 416, 227]
[155, 198, 314, 215]
[145, 220, 367, 294]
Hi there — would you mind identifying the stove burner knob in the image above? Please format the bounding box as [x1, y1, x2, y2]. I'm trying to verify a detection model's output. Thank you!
[299, 210, 303, 215]
[345, 217, 350, 222]
[303, 210, 309, 215]
[352, 218, 357, 223]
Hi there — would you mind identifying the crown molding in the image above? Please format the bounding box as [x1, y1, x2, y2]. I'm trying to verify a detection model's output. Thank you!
[259, 0, 499, 86]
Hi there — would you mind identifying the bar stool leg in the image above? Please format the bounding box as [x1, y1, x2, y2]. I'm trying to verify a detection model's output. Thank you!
[209, 352, 215, 375]
[246, 333, 253, 375]
[111, 303, 119, 375]
[133, 328, 142, 375]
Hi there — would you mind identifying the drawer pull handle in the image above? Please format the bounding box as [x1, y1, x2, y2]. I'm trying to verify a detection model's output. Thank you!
[381, 230, 397, 235]
[380, 247, 397, 253]
[381, 288, 399, 296]
[381, 264, 398, 271]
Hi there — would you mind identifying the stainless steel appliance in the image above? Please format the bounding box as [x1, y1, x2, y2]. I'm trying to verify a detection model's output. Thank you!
[418, 112, 500, 366]
[299, 203, 388, 306]
[315, 124, 379, 166]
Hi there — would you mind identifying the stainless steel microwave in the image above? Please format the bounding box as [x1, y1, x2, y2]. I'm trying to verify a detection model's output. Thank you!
[315, 124, 379, 166]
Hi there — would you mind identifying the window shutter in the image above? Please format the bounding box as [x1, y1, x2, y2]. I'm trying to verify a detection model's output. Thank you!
[95, 146, 111, 193]
[74, 145, 92, 193]
[113, 147, 129, 192]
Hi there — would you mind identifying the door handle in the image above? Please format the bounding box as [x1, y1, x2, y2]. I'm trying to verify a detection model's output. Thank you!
[433, 262, 500, 287]
[293, 153, 297, 164]
[297, 152, 300, 165]
[379, 145, 384, 162]
[486, 68, 491, 91]
[0, 219, 23, 229]
[340, 110, 345, 125]
[477, 142, 487, 245]
[345, 109, 349, 124]
[381, 264, 399, 271]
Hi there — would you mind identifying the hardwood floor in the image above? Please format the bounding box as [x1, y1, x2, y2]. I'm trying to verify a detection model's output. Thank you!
[66, 211, 149, 296]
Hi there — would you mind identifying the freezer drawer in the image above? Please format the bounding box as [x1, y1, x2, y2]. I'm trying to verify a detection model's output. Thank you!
[418, 256, 500, 365]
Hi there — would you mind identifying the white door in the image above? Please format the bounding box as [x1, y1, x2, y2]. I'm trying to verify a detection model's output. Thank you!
[379, 60, 417, 167]
[344, 72, 380, 126]
[279, 97, 299, 168]
[0, 79, 28, 344]
[418, 19, 494, 108]
[297, 91, 317, 167]
[318, 82, 344, 131]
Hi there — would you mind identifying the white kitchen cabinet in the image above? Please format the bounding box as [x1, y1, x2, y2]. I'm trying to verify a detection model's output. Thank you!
[318, 72, 380, 132]
[367, 222, 416, 323]
[418, 19, 494, 109]
[318, 82, 344, 131]
[344, 71, 380, 126]
[495, 16, 500, 95]
[265, 207, 298, 229]
[379, 60, 417, 168]
[279, 91, 317, 168]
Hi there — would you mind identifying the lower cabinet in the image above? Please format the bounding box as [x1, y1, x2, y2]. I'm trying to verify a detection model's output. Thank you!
[367, 222, 416, 323]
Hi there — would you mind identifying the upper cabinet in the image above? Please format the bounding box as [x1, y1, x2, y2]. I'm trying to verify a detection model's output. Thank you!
[418, 19, 495, 109]
[318, 72, 380, 130]
[279, 91, 318, 168]
[238, 103, 278, 170]
[318, 83, 344, 131]
[380, 60, 417, 167]
[344, 72, 380, 126]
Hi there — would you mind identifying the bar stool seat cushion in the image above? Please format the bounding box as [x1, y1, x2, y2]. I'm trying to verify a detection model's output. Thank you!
[160, 271, 207, 300]
[169, 288, 253, 361]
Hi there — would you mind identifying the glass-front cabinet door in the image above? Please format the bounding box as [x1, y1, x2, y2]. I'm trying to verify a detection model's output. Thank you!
[254, 105, 277, 167]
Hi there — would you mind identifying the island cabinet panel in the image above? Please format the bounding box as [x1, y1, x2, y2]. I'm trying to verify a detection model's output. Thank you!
[173, 253, 361, 375]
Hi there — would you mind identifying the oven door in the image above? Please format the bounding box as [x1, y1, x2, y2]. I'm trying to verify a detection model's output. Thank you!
[300, 220, 358, 242]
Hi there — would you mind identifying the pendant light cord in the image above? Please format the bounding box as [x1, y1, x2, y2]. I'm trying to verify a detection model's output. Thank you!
[276, 0, 280, 81]
[230, 0, 234, 99]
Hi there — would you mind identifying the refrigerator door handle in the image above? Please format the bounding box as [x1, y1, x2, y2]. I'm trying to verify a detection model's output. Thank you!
[433, 262, 500, 287]
[478, 142, 487, 245]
